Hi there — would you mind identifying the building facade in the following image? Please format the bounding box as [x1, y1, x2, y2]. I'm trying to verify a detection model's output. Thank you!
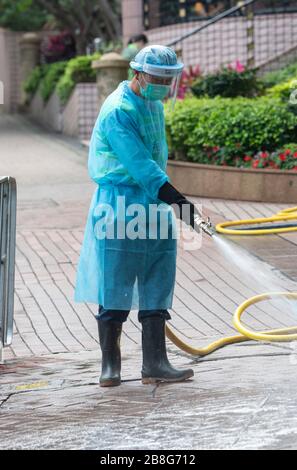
[122, 0, 297, 72]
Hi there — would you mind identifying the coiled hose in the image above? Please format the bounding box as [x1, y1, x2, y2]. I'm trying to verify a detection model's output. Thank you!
[166, 207, 297, 356]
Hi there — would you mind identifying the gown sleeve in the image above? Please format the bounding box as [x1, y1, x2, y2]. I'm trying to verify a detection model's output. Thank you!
[101, 107, 169, 201]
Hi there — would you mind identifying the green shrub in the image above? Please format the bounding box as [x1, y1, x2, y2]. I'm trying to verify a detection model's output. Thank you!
[267, 78, 297, 101]
[191, 68, 262, 98]
[56, 53, 101, 104]
[40, 61, 68, 102]
[266, 79, 297, 116]
[165, 97, 297, 164]
[23, 64, 49, 96]
[261, 62, 297, 88]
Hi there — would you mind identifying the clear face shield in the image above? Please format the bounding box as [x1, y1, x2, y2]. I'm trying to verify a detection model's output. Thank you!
[138, 58, 183, 111]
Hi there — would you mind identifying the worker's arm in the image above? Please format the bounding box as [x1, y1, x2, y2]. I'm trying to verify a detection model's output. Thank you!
[101, 108, 169, 201]
[157, 181, 200, 229]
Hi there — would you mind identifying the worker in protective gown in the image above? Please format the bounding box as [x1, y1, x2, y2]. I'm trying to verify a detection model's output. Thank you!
[74, 45, 203, 387]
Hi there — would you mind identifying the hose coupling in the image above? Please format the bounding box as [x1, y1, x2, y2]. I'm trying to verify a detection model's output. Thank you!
[194, 215, 214, 237]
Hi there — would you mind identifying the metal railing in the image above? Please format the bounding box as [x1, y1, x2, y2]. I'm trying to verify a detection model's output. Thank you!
[167, 0, 256, 69]
[145, 0, 297, 73]
[0, 177, 16, 360]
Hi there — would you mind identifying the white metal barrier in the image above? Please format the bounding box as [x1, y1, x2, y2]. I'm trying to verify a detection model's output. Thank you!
[0, 176, 16, 362]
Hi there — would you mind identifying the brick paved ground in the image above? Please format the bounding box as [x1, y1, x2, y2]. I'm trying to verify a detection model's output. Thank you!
[9, 204, 297, 361]
[1, 113, 297, 449]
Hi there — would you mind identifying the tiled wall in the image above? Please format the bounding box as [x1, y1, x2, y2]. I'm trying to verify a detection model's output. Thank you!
[0, 28, 22, 112]
[148, 14, 297, 71]
[121, 3, 297, 72]
[62, 83, 99, 141]
[29, 83, 99, 141]
[0, 28, 65, 113]
[77, 83, 99, 140]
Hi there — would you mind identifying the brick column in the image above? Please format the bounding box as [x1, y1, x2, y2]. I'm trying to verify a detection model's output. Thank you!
[246, 4, 255, 69]
[92, 52, 130, 110]
[19, 32, 41, 107]
[122, 0, 144, 46]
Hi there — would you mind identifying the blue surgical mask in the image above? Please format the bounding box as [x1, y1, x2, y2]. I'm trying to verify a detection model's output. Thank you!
[138, 76, 171, 101]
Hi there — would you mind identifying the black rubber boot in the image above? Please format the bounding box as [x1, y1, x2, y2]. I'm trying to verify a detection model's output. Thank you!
[97, 319, 122, 387]
[140, 316, 194, 384]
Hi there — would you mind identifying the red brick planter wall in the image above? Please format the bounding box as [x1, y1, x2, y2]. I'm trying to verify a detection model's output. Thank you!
[167, 160, 297, 203]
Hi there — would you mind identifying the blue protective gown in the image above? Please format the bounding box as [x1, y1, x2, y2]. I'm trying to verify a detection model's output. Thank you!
[74, 80, 177, 310]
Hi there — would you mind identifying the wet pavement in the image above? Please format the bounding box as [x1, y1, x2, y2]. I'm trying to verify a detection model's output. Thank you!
[1, 113, 297, 449]
[2, 344, 297, 450]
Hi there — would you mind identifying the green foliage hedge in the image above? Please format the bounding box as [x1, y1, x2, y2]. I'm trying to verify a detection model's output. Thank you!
[262, 62, 297, 88]
[191, 68, 262, 98]
[165, 97, 297, 163]
[40, 61, 67, 102]
[56, 53, 101, 104]
[23, 64, 49, 97]
[267, 78, 297, 103]
[23, 53, 101, 105]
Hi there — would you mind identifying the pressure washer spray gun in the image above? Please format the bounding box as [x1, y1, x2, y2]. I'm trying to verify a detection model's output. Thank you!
[193, 213, 214, 237]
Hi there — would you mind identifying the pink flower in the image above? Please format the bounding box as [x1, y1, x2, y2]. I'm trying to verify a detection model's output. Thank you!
[235, 60, 246, 73]
[181, 70, 189, 81]
[244, 155, 252, 162]
[192, 65, 201, 77]
[253, 160, 260, 168]
[228, 60, 245, 73]
[260, 152, 269, 159]
[177, 86, 187, 99]
[279, 154, 287, 162]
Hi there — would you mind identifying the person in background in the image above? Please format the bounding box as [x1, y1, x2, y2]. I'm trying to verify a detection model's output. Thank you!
[194, 2, 207, 16]
[122, 33, 149, 61]
[122, 34, 149, 80]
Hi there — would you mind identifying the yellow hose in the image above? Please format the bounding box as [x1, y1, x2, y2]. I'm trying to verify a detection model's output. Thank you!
[166, 207, 297, 356]
[233, 292, 297, 341]
[166, 292, 297, 356]
[215, 206, 297, 235]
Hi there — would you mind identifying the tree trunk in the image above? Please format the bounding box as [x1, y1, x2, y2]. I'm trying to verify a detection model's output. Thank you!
[75, 34, 88, 55]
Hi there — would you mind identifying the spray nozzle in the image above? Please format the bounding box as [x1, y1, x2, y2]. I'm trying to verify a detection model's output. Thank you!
[193, 215, 214, 237]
